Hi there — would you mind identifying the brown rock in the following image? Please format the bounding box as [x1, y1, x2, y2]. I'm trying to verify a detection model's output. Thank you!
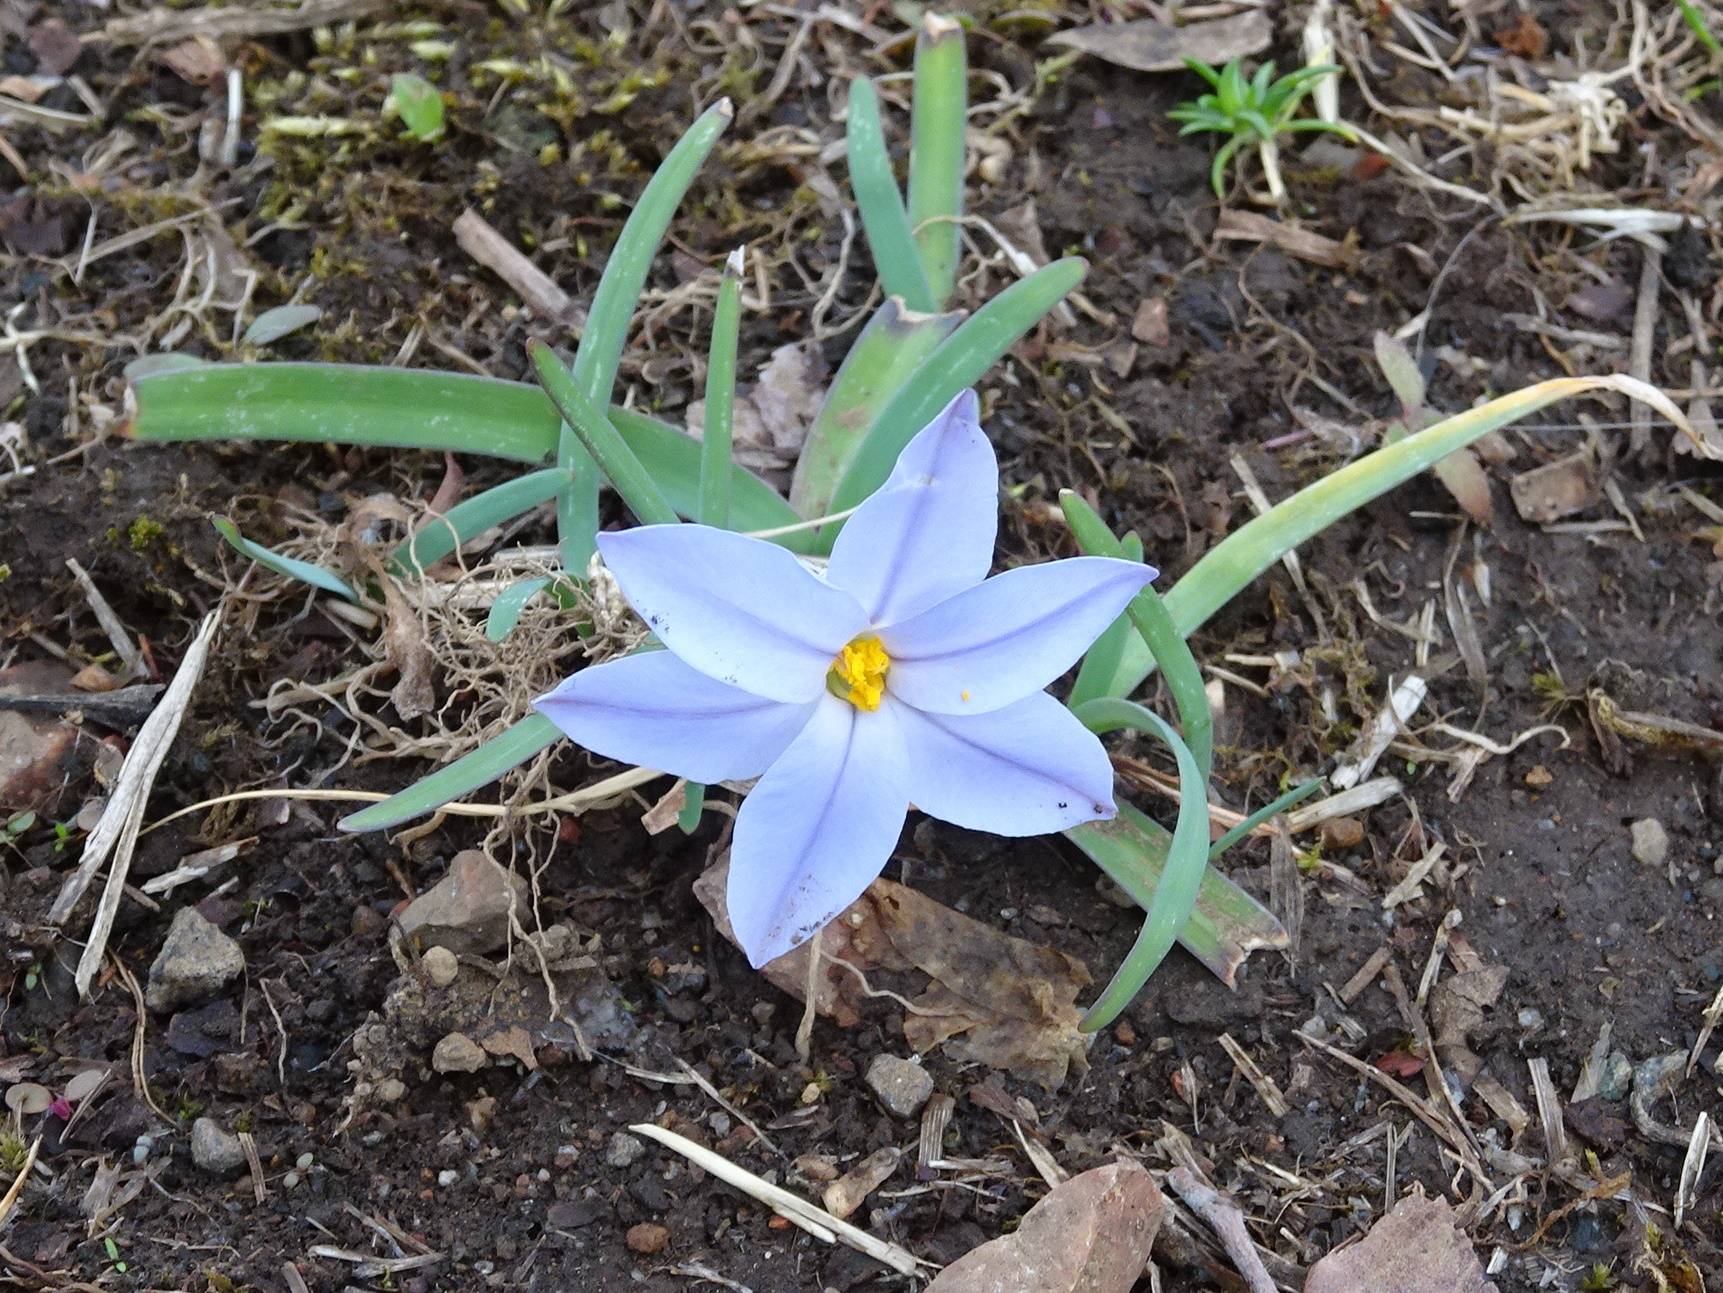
[926, 1161, 1163, 1293]
[1305, 1192, 1496, 1293]
[398, 850, 529, 956]
[1320, 817, 1365, 850]
[625, 1222, 670, 1256]
[0, 662, 98, 815]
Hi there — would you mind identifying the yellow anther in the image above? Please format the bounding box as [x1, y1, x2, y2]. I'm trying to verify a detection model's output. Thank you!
[830, 637, 890, 711]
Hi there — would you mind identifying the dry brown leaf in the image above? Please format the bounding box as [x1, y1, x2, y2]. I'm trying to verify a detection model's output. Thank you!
[1305, 1191, 1497, 1293]
[158, 36, 227, 85]
[1049, 12, 1271, 73]
[926, 1162, 1164, 1293]
[694, 858, 1092, 1088]
[1433, 448, 1494, 524]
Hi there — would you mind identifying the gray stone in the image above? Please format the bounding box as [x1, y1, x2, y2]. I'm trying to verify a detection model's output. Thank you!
[189, 1117, 246, 1174]
[376, 1078, 407, 1104]
[431, 1031, 486, 1074]
[605, 1131, 646, 1169]
[398, 850, 529, 956]
[146, 908, 244, 1013]
[421, 945, 459, 988]
[1598, 1050, 1633, 1102]
[1305, 1192, 1496, 1293]
[865, 1055, 935, 1118]
[1631, 818, 1669, 867]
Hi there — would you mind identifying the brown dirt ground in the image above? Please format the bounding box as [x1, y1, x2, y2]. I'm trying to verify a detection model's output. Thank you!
[2, 3, 1721, 1291]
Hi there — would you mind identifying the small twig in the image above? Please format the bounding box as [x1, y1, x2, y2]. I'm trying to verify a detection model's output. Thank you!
[1218, 1033, 1289, 1118]
[1165, 1167, 1276, 1293]
[629, 1124, 923, 1275]
[453, 209, 584, 331]
[1629, 245, 1663, 456]
[65, 559, 145, 680]
[0, 685, 163, 726]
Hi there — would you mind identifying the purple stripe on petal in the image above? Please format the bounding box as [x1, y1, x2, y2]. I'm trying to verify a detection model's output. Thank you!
[881, 556, 1157, 714]
[598, 524, 867, 703]
[892, 692, 1116, 834]
[826, 391, 997, 625]
[726, 696, 908, 967]
[534, 650, 817, 783]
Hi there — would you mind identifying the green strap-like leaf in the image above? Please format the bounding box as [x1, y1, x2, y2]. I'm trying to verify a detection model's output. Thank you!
[339, 713, 562, 832]
[555, 99, 735, 572]
[212, 517, 359, 602]
[846, 78, 938, 314]
[389, 468, 569, 577]
[531, 341, 679, 528]
[818, 257, 1087, 544]
[906, 14, 967, 307]
[1073, 705, 1211, 1030]
[787, 298, 961, 520]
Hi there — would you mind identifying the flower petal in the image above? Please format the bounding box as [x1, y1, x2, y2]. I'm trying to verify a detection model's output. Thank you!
[533, 650, 816, 783]
[893, 691, 1116, 834]
[881, 557, 1157, 714]
[826, 390, 997, 625]
[598, 524, 867, 702]
[726, 696, 908, 967]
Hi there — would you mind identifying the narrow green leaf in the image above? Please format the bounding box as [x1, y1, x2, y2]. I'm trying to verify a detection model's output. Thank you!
[907, 13, 967, 307]
[846, 77, 938, 313]
[340, 713, 562, 832]
[556, 98, 734, 572]
[1206, 777, 1322, 859]
[788, 298, 961, 520]
[1076, 708, 1209, 1030]
[484, 576, 554, 642]
[129, 364, 564, 462]
[820, 257, 1087, 542]
[1093, 376, 1673, 701]
[610, 406, 810, 548]
[211, 517, 359, 601]
[677, 781, 705, 834]
[388, 468, 569, 577]
[699, 248, 744, 529]
[531, 341, 680, 528]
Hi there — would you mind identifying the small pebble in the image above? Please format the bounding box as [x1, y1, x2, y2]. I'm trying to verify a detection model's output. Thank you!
[865, 1054, 935, 1118]
[422, 946, 459, 989]
[295, 1152, 314, 1170]
[1631, 818, 1669, 868]
[1320, 816, 1365, 850]
[604, 1131, 646, 1169]
[625, 1222, 670, 1255]
[189, 1118, 247, 1174]
[1524, 765, 1553, 789]
[282, 1172, 300, 1190]
[437, 1169, 459, 1188]
[431, 1031, 486, 1074]
[376, 1077, 407, 1104]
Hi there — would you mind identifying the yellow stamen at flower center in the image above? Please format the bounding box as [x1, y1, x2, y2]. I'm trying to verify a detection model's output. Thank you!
[829, 636, 891, 711]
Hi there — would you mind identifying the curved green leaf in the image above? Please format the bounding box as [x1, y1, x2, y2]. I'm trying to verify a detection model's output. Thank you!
[340, 713, 561, 832]
[211, 517, 358, 602]
[389, 468, 569, 576]
[485, 577, 555, 642]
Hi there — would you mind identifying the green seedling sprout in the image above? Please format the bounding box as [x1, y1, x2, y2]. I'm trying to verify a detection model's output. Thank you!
[1170, 58, 1350, 201]
[388, 72, 445, 141]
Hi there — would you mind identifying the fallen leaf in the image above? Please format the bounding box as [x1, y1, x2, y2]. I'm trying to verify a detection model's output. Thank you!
[1433, 447, 1494, 524]
[158, 36, 227, 86]
[694, 858, 1092, 1088]
[1374, 1049, 1426, 1078]
[1305, 1191, 1497, 1293]
[690, 341, 827, 475]
[1049, 12, 1271, 73]
[477, 1023, 538, 1071]
[926, 1162, 1163, 1293]
[1509, 451, 1595, 523]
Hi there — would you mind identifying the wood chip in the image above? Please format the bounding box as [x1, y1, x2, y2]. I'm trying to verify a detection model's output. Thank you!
[1382, 843, 1446, 910]
[1340, 947, 1391, 1003]
[1509, 452, 1596, 523]
[822, 1147, 899, 1221]
[1215, 210, 1357, 269]
[917, 1092, 955, 1179]
[1528, 1057, 1568, 1166]
[453, 208, 584, 331]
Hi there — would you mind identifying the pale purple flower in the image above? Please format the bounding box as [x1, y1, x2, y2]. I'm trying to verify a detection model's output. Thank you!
[535, 392, 1156, 966]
